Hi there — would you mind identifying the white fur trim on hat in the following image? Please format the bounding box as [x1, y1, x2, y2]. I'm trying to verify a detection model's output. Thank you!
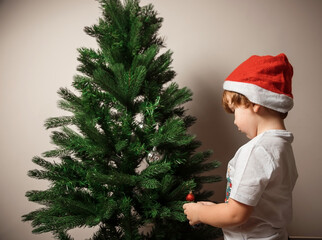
[223, 81, 294, 113]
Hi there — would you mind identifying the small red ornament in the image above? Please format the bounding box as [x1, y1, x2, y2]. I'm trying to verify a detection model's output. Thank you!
[186, 191, 195, 202]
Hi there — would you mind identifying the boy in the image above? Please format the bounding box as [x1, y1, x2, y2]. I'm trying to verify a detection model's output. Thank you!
[183, 54, 298, 239]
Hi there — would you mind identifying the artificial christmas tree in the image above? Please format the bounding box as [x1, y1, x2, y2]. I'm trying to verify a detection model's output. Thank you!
[22, 0, 222, 239]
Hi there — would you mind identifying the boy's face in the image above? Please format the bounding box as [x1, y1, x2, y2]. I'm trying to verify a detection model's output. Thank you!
[233, 106, 258, 139]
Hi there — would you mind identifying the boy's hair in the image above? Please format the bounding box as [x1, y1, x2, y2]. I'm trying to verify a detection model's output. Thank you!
[222, 90, 252, 113]
[222, 90, 288, 119]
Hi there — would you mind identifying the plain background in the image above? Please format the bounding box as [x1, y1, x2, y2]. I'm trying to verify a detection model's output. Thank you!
[1, 0, 321, 239]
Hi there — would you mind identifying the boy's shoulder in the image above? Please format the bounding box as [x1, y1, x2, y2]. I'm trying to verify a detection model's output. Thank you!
[246, 130, 294, 161]
[255, 130, 294, 146]
[234, 130, 293, 162]
[239, 130, 293, 156]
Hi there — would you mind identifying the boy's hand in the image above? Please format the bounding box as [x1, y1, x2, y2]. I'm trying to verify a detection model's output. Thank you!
[183, 202, 202, 225]
[184, 199, 253, 228]
[197, 201, 215, 206]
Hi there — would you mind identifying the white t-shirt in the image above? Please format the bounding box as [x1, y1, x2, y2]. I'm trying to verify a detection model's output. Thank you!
[223, 130, 298, 240]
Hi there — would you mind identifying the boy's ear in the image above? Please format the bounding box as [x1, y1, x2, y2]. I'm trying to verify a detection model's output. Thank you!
[252, 104, 261, 113]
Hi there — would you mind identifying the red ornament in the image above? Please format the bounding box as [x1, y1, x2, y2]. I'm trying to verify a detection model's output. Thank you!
[186, 191, 195, 202]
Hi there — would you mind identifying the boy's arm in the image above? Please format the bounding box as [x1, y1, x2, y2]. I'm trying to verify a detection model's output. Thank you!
[183, 198, 253, 228]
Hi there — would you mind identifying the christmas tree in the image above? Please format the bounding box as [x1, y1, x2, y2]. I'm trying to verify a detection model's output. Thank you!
[22, 0, 222, 239]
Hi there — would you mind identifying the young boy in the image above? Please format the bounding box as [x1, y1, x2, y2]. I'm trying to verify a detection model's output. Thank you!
[183, 53, 298, 239]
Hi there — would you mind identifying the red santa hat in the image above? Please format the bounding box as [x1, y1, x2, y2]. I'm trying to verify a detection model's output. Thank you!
[223, 53, 294, 113]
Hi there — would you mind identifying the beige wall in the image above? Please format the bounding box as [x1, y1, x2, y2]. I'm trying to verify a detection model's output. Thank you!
[0, 0, 321, 239]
